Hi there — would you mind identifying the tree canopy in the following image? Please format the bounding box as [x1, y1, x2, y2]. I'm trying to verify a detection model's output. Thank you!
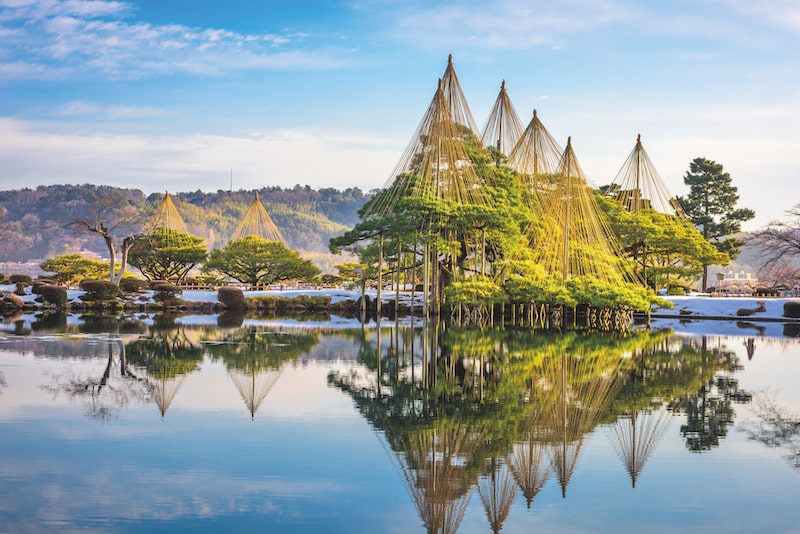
[128, 227, 207, 282]
[204, 235, 320, 286]
[677, 158, 754, 288]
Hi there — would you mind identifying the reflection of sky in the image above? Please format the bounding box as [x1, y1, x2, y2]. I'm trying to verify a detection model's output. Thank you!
[1, 327, 800, 532]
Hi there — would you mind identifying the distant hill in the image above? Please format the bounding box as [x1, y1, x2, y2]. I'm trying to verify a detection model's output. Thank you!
[0, 184, 369, 269]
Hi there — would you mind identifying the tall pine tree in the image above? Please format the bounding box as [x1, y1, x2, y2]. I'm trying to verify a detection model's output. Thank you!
[677, 158, 755, 289]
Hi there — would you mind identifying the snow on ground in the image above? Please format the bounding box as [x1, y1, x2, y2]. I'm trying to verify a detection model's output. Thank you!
[660, 296, 800, 320]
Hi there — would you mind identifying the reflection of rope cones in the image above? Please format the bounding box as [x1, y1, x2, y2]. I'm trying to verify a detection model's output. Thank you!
[478, 459, 517, 534]
[150, 372, 186, 418]
[229, 368, 282, 419]
[231, 192, 284, 242]
[608, 135, 685, 216]
[508, 435, 552, 508]
[609, 408, 670, 488]
[396, 426, 483, 534]
[480, 81, 524, 157]
[538, 352, 624, 497]
[150, 191, 190, 234]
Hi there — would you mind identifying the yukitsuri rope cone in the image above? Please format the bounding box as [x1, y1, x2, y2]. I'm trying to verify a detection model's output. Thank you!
[441, 53, 480, 135]
[526, 137, 638, 285]
[608, 134, 685, 216]
[232, 192, 285, 242]
[365, 76, 487, 218]
[480, 80, 525, 157]
[149, 191, 190, 234]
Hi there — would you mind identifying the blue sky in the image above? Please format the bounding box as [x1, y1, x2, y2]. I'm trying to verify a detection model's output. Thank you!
[1, 0, 798, 227]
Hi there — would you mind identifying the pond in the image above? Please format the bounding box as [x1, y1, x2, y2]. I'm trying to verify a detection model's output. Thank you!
[0, 313, 799, 533]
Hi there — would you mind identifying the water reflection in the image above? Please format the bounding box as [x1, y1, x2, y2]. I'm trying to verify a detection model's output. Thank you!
[3, 313, 798, 532]
[206, 328, 320, 418]
[329, 322, 756, 532]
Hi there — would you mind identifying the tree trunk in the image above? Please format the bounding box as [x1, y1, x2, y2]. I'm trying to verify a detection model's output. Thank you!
[103, 235, 117, 283]
[702, 264, 708, 292]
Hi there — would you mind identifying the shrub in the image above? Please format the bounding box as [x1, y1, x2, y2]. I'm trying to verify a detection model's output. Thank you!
[736, 308, 755, 317]
[119, 278, 148, 293]
[218, 286, 247, 310]
[79, 280, 119, 301]
[151, 282, 183, 304]
[445, 276, 504, 305]
[9, 274, 32, 285]
[0, 292, 24, 311]
[666, 285, 686, 296]
[784, 301, 800, 319]
[38, 285, 67, 308]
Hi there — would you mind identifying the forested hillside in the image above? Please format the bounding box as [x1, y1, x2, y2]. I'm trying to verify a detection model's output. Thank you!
[0, 184, 369, 265]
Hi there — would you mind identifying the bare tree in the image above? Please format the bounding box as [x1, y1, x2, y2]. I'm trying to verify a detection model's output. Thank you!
[759, 261, 800, 289]
[68, 192, 145, 284]
[750, 205, 800, 267]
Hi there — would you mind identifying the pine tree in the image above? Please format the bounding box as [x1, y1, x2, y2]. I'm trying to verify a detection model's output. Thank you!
[677, 158, 755, 289]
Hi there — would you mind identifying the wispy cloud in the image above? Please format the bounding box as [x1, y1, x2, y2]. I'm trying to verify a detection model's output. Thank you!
[0, 117, 398, 192]
[388, 0, 632, 50]
[0, 0, 353, 79]
[57, 100, 174, 119]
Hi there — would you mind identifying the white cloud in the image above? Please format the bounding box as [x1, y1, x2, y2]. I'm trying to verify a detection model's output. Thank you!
[0, 0, 352, 79]
[390, 0, 632, 50]
[58, 100, 174, 119]
[0, 117, 399, 193]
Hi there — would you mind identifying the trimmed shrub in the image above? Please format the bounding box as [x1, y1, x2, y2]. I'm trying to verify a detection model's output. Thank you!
[120, 278, 148, 293]
[666, 285, 686, 296]
[784, 323, 800, 337]
[38, 284, 67, 308]
[1, 292, 24, 312]
[148, 280, 169, 290]
[218, 286, 247, 310]
[784, 301, 800, 319]
[151, 282, 183, 305]
[736, 308, 755, 317]
[79, 280, 119, 301]
[9, 274, 32, 285]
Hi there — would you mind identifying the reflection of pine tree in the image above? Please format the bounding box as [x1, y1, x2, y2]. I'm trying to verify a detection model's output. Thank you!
[679, 375, 752, 451]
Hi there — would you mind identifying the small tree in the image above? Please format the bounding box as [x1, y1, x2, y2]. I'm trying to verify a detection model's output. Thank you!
[203, 236, 320, 286]
[68, 192, 144, 284]
[749, 205, 800, 266]
[40, 253, 115, 285]
[677, 158, 755, 289]
[128, 228, 207, 282]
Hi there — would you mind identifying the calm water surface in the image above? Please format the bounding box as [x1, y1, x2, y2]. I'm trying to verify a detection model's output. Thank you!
[0, 313, 799, 533]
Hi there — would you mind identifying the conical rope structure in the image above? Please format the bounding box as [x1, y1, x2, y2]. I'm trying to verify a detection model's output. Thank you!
[148, 192, 190, 235]
[477, 458, 517, 534]
[507, 109, 564, 213]
[480, 81, 524, 157]
[527, 138, 638, 284]
[442, 54, 479, 136]
[231, 192, 285, 242]
[608, 408, 670, 488]
[608, 135, 685, 216]
[365, 78, 486, 219]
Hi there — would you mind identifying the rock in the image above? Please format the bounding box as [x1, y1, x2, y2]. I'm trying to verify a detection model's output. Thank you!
[736, 308, 755, 317]
[1, 292, 24, 312]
